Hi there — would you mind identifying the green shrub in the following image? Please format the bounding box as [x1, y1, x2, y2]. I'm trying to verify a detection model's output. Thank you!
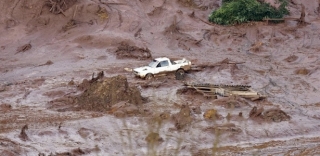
[209, 0, 289, 25]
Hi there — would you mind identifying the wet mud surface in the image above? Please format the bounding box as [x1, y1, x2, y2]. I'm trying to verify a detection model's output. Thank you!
[1, 0, 320, 155]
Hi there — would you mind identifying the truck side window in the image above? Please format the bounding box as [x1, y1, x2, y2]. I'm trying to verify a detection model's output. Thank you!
[160, 60, 169, 67]
[156, 63, 161, 67]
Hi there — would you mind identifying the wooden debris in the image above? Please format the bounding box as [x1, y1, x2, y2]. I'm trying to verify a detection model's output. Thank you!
[183, 83, 266, 101]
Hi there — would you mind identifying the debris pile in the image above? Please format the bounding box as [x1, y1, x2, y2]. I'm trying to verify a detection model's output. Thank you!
[76, 75, 143, 112]
[49, 73, 144, 115]
[115, 42, 152, 60]
[263, 109, 291, 122]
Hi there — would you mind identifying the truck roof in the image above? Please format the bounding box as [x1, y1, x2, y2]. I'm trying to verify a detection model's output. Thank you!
[154, 57, 169, 62]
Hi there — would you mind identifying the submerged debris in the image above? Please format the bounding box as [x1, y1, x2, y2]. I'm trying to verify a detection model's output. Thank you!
[249, 106, 290, 122]
[45, 0, 77, 15]
[16, 43, 32, 54]
[172, 105, 192, 130]
[19, 125, 29, 141]
[249, 106, 264, 118]
[263, 109, 291, 122]
[284, 55, 298, 62]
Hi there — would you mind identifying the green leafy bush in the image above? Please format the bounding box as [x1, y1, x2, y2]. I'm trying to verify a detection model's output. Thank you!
[209, 0, 289, 25]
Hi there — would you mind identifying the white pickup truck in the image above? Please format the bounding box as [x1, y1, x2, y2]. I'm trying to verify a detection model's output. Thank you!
[133, 57, 192, 80]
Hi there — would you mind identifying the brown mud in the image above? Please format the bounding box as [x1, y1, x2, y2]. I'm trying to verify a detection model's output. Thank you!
[1, 0, 320, 155]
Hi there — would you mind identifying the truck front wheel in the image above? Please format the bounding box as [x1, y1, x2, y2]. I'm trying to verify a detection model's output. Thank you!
[145, 73, 153, 80]
[175, 69, 185, 80]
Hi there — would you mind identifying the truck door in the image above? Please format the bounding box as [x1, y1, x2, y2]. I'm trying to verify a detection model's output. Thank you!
[154, 60, 170, 74]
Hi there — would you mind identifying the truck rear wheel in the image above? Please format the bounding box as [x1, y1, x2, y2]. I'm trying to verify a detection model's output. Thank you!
[175, 69, 185, 80]
[145, 73, 153, 80]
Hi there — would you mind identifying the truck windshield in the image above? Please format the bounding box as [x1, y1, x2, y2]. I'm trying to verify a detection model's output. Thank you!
[148, 60, 158, 67]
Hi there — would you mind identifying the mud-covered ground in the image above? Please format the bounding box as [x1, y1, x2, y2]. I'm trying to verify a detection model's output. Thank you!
[1, 0, 320, 155]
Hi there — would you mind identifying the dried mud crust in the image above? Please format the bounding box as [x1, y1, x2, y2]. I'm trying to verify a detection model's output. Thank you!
[51, 75, 144, 112]
[115, 42, 152, 60]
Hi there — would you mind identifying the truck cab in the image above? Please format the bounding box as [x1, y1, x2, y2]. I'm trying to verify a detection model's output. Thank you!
[133, 57, 191, 80]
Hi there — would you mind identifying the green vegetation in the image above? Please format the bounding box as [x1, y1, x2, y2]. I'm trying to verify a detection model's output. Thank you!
[209, 0, 289, 25]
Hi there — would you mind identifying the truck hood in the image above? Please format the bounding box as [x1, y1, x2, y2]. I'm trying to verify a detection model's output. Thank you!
[133, 66, 151, 73]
